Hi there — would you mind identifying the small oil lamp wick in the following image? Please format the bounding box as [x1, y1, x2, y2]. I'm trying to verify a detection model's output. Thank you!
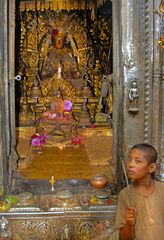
[49, 176, 56, 191]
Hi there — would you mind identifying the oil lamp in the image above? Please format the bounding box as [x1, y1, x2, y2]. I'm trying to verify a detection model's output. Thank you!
[49, 176, 56, 191]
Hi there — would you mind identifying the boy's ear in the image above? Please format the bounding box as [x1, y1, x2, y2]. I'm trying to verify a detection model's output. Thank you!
[148, 163, 157, 173]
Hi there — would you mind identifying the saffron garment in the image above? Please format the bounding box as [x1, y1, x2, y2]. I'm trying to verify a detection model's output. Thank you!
[115, 180, 164, 240]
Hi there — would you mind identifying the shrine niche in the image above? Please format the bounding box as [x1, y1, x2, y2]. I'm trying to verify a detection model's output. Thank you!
[16, 2, 113, 128]
[14, 0, 114, 183]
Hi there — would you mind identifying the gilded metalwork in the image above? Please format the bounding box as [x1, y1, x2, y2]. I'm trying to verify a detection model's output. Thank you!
[8, 214, 115, 240]
[17, 7, 112, 127]
[77, 222, 95, 239]
[18, 11, 88, 90]
[19, 99, 34, 126]
[19, 0, 108, 12]
[12, 219, 56, 239]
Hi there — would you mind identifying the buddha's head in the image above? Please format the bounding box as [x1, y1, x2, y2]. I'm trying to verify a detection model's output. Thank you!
[51, 29, 66, 49]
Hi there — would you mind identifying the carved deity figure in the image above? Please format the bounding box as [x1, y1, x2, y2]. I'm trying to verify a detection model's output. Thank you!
[129, 80, 139, 102]
[40, 29, 81, 82]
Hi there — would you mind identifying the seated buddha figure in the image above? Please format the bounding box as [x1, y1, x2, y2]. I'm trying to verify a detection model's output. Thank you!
[40, 28, 81, 83]
[51, 90, 64, 118]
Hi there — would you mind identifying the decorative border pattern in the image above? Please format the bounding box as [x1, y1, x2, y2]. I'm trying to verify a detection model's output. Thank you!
[144, 0, 153, 142]
[10, 218, 115, 240]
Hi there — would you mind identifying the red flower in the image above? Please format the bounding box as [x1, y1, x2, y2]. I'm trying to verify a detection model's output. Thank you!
[106, 198, 113, 205]
[31, 134, 40, 139]
[71, 136, 83, 145]
[51, 28, 59, 37]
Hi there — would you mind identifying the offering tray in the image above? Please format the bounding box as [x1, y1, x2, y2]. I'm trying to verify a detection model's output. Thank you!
[94, 190, 111, 199]
[9, 192, 41, 212]
[89, 194, 118, 209]
[55, 190, 73, 199]
[49, 190, 80, 210]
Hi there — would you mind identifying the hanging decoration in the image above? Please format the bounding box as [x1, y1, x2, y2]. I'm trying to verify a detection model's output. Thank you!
[20, 0, 108, 12]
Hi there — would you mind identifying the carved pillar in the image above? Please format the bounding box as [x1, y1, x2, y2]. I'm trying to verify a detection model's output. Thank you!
[112, 0, 123, 188]
[112, 0, 147, 189]
[112, 0, 163, 186]
[0, 0, 10, 194]
[152, 0, 164, 180]
[8, 0, 18, 185]
[0, 0, 4, 194]
[0, 0, 17, 194]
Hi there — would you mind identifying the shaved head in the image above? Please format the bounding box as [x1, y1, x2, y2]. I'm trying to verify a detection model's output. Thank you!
[131, 143, 157, 164]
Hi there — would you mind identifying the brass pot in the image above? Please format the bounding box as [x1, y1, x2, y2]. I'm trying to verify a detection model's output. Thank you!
[90, 174, 109, 189]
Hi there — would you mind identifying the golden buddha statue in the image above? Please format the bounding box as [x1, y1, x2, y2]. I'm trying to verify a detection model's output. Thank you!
[40, 28, 81, 83]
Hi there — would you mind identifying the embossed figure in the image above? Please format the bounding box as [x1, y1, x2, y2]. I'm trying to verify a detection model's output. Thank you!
[40, 29, 80, 82]
[128, 79, 139, 112]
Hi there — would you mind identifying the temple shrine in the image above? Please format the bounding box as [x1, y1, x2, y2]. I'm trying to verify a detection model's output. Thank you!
[0, 0, 163, 239]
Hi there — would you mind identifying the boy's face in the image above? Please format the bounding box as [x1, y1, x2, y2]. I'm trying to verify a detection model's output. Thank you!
[126, 148, 156, 180]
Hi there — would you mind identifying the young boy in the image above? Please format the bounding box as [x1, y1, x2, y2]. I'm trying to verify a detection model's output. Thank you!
[115, 143, 164, 240]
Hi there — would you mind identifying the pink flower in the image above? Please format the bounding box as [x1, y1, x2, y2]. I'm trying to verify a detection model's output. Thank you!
[31, 134, 47, 147]
[64, 100, 72, 112]
[31, 138, 41, 147]
[38, 134, 46, 144]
